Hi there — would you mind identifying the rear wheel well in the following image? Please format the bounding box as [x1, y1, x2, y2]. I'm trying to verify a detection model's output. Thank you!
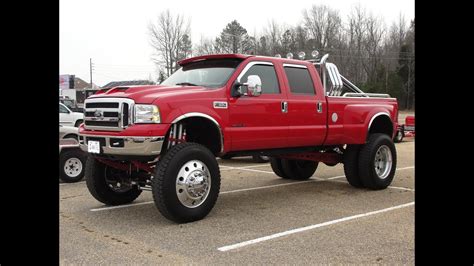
[368, 115, 393, 138]
[163, 117, 222, 156]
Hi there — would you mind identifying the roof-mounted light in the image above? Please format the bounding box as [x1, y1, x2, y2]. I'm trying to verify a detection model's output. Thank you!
[298, 51, 306, 60]
[286, 53, 293, 59]
[274, 54, 281, 58]
[311, 50, 319, 58]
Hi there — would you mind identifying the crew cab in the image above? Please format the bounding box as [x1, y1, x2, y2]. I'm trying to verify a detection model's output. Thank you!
[79, 52, 398, 223]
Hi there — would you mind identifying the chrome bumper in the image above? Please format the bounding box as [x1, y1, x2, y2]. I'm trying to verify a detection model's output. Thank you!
[79, 135, 165, 156]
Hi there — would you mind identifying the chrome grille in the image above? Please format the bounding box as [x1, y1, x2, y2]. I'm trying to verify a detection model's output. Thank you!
[84, 98, 134, 131]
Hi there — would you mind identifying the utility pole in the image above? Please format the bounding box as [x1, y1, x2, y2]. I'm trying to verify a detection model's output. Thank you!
[89, 58, 93, 89]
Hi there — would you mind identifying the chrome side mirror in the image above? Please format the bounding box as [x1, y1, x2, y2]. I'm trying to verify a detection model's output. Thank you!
[244, 75, 262, 97]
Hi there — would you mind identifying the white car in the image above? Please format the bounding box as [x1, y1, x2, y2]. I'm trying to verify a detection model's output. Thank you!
[60, 102, 83, 127]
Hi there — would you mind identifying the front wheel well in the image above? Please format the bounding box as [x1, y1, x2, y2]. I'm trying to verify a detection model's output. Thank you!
[162, 117, 222, 156]
[368, 115, 393, 138]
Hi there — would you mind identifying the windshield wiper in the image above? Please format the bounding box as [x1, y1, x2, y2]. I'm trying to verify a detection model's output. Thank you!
[175, 82, 199, 86]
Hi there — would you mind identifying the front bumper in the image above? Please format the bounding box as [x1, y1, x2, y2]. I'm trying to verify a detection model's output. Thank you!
[79, 135, 165, 156]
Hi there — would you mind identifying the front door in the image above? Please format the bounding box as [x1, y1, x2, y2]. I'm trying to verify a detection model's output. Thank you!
[59, 103, 73, 126]
[228, 61, 288, 151]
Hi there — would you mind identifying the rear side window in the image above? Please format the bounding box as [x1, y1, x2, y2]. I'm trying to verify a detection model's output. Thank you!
[284, 66, 316, 95]
[240, 64, 280, 94]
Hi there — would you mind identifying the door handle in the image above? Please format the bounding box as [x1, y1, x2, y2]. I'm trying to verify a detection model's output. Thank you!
[281, 101, 288, 113]
[317, 102, 323, 113]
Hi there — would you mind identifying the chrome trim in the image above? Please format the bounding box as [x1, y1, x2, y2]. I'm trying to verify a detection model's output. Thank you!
[282, 63, 307, 69]
[340, 75, 364, 94]
[368, 112, 391, 130]
[237, 61, 273, 82]
[79, 134, 165, 156]
[329, 95, 396, 100]
[171, 112, 224, 153]
[326, 63, 343, 96]
[281, 101, 288, 113]
[83, 97, 135, 131]
[342, 93, 391, 98]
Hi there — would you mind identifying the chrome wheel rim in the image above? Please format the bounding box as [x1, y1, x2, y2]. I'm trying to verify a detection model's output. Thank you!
[176, 160, 211, 208]
[64, 158, 82, 177]
[374, 145, 392, 179]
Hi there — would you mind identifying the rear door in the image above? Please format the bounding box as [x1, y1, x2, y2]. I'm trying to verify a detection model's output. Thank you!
[282, 63, 327, 147]
[228, 61, 289, 151]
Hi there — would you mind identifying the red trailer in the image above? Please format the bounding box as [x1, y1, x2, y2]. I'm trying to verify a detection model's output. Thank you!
[394, 115, 415, 143]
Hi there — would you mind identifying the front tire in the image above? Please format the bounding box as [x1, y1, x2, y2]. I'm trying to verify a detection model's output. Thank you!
[152, 142, 221, 223]
[358, 133, 397, 190]
[85, 157, 142, 205]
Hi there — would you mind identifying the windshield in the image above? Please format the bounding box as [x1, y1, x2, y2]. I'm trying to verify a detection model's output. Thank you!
[161, 59, 243, 88]
[61, 99, 74, 109]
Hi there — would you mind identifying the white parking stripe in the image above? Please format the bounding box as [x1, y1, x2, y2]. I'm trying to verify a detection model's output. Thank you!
[90, 201, 154, 211]
[322, 178, 415, 192]
[219, 180, 314, 194]
[90, 180, 314, 212]
[89, 166, 414, 212]
[217, 202, 415, 252]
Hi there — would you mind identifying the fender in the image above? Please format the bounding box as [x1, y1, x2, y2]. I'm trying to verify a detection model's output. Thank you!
[170, 111, 225, 153]
[340, 105, 394, 144]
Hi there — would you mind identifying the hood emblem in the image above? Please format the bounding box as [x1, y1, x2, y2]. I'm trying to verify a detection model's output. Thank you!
[94, 110, 104, 118]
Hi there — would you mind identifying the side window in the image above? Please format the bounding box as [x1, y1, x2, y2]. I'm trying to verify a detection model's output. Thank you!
[284, 66, 316, 95]
[59, 104, 69, 114]
[240, 64, 280, 94]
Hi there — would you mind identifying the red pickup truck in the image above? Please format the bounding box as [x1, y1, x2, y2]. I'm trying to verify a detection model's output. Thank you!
[79, 53, 398, 223]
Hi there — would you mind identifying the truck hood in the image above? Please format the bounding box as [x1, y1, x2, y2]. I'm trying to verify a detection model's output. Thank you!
[88, 85, 212, 103]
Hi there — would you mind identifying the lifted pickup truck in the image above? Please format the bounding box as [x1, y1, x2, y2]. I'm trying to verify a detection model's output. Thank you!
[79, 52, 398, 223]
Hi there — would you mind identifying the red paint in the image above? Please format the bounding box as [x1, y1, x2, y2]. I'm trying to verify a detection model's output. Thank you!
[80, 54, 398, 156]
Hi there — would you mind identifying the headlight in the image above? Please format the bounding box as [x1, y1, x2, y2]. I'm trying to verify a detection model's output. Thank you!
[134, 104, 160, 123]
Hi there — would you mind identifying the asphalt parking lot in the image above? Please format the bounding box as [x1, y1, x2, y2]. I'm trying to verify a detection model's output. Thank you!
[60, 135, 414, 264]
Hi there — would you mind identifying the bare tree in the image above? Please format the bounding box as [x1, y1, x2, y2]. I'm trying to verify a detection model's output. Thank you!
[148, 10, 191, 76]
[303, 5, 342, 51]
[264, 20, 282, 55]
[363, 14, 385, 83]
[195, 36, 218, 56]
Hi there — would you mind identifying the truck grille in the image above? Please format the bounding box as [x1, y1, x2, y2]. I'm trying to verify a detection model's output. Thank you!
[83, 98, 135, 131]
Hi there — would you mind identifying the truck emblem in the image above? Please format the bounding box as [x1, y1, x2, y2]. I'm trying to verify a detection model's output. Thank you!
[94, 110, 104, 118]
[213, 101, 228, 109]
[331, 113, 338, 122]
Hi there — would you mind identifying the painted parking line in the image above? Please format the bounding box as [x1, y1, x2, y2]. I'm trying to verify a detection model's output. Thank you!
[220, 164, 271, 170]
[217, 201, 415, 252]
[60, 181, 85, 186]
[316, 178, 415, 192]
[90, 180, 314, 212]
[90, 166, 413, 212]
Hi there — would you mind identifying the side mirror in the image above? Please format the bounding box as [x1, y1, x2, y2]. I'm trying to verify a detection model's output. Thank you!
[245, 75, 262, 97]
[232, 75, 263, 97]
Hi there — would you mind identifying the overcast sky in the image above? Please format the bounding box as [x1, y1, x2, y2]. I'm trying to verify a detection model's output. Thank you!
[60, 0, 414, 87]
